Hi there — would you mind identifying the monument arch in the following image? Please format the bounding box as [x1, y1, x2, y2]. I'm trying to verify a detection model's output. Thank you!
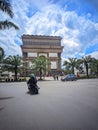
[21, 35, 63, 76]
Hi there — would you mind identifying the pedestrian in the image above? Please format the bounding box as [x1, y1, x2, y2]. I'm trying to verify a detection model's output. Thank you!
[56, 75, 59, 80]
[53, 75, 56, 80]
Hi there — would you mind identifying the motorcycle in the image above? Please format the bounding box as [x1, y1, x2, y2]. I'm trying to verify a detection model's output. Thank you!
[27, 84, 39, 94]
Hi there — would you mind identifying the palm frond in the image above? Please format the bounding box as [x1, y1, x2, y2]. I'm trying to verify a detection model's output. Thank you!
[0, 0, 13, 18]
[0, 20, 19, 30]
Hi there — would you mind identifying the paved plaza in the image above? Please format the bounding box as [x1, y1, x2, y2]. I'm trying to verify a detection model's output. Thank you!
[0, 78, 98, 130]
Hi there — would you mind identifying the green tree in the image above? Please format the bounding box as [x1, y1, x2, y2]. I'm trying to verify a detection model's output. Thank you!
[63, 58, 78, 74]
[0, 47, 5, 76]
[82, 55, 92, 78]
[75, 59, 84, 73]
[94, 59, 98, 76]
[0, 0, 19, 29]
[3, 55, 23, 81]
[0, 47, 4, 62]
[31, 56, 48, 80]
[90, 58, 98, 76]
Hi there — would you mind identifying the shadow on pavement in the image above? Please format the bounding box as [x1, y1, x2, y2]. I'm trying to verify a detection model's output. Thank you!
[0, 97, 14, 100]
[0, 107, 4, 111]
[26, 91, 39, 95]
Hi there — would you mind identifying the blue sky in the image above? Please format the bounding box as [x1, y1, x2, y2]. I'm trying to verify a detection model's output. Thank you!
[0, 0, 98, 60]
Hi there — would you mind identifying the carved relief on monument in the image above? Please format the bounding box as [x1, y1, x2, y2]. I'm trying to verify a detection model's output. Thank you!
[50, 61, 57, 69]
[49, 53, 57, 57]
[28, 52, 37, 57]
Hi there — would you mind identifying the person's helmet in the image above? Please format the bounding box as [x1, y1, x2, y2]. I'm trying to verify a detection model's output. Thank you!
[30, 74, 35, 78]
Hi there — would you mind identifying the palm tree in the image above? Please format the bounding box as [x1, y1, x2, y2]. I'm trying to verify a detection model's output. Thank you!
[0, 47, 5, 77]
[94, 59, 98, 76]
[82, 55, 92, 78]
[3, 55, 23, 81]
[0, 47, 4, 62]
[0, 0, 19, 29]
[90, 58, 98, 76]
[75, 59, 84, 73]
[31, 56, 48, 80]
[63, 58, 78, 74]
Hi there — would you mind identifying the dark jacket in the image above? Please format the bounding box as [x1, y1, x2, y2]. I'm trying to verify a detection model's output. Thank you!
[27, 77, 37, 86]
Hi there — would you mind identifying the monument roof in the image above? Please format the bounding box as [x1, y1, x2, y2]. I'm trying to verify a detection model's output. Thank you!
[22, 34, 62, 40]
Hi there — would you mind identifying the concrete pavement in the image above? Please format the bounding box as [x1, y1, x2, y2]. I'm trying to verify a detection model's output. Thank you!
[0, 79, 98, 130]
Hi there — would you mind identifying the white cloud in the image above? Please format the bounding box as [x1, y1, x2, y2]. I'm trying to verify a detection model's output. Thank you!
[0, 0, 98, 60]
[89, 51, 98, 59]
[0, 30, 22, 56]
[24, 5, 98, 58]
[28, 0, 51, 10]
[0, 0, 28, 57]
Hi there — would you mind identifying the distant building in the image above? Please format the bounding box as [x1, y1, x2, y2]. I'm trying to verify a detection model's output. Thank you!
[21, 35, 63, 76]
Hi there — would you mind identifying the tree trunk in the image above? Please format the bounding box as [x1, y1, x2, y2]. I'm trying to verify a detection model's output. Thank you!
[14, 67, 18, 81]
[72, 66, 74, 74]
[86, 64, 89, 78]
[39, 68, 42, 80]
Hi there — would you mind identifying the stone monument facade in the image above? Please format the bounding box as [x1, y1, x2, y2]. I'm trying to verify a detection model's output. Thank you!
[21, 35, 63, 76]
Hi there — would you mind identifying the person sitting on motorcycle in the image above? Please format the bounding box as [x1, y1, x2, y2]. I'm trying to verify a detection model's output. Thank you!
[27, 74, 37, 88]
